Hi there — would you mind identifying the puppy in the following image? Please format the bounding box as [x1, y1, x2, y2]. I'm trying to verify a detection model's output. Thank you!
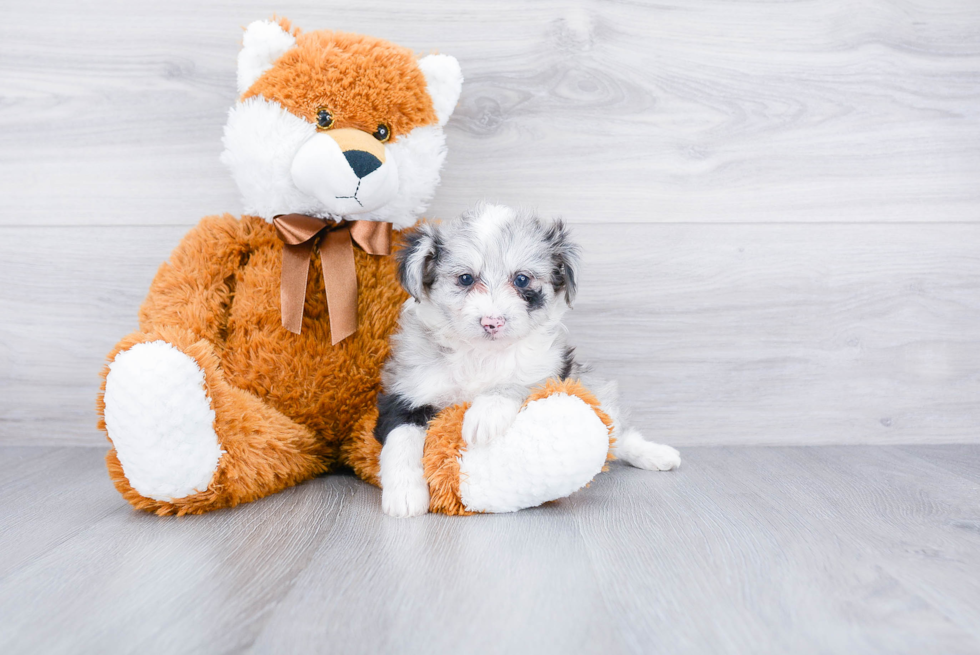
[376, 203, 680, 517]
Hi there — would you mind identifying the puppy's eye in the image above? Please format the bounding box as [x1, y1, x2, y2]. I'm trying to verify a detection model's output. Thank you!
[458, 273, 475, 286]
[315, 108, 334, 131]
[373, 123, 391, 142]
[514, 274, 530, 288]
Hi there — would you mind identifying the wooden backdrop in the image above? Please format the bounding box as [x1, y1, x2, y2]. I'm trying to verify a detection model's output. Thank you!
[1, 0, 978, 446]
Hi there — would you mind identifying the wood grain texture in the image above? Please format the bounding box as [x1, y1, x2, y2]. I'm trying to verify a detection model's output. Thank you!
[1, 1, 978, 446]
[0, 448, 121, 579]
[568, 222, 980, 445]
[2, 222, 977, 446]
[1, 0, 978, 226]
[0, 226, 173, 445]
[1, 445, 979, 654]
[898, 443, 980, 484]
[566, 447, 980, 654]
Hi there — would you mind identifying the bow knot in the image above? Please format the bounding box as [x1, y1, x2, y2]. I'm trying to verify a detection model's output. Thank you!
[273, 214, 392, 345]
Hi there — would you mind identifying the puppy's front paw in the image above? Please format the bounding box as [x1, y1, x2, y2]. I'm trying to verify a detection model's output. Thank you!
[378, 424, 429, 517]
[382, 479, 430, 518]
[462, 395, 522, 447]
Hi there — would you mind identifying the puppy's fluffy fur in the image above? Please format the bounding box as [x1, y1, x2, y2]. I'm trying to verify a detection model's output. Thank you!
[376, 203, 680, 517]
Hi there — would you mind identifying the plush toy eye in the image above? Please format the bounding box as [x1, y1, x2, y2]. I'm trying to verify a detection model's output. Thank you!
[315, 108, 334, 130]
[458, 273, 474, 286]
[514, 274, 530, 288]
[373, 123, 391, 142]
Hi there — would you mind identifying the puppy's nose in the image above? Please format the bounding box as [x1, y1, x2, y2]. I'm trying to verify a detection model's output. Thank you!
[481, 316, 506, 335]
[343, 150, 382, 178]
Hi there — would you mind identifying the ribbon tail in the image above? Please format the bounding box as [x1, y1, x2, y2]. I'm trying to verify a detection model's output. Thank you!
[319, 226, 359, 345]
[280, 241, 314, 334]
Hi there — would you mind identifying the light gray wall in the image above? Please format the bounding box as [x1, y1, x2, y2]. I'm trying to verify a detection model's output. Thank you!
[1, 0, 978, 446]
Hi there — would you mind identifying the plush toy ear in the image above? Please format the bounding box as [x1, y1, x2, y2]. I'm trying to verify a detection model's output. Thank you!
[397, 223, 441, 300]
[418, 54, 463, 126]
[546, 219, 580, 306]
[237, 20, 297, 95]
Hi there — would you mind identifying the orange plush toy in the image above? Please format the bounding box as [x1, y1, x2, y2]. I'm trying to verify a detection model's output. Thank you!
[97, 19, 613, 516]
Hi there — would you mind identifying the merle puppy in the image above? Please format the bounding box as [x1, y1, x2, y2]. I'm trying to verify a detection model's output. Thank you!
[376, 203, 680, 517]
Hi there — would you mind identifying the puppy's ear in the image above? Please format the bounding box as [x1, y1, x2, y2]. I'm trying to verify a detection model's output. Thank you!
[397, 222, 441, 301]
[546, 219, 580, 306]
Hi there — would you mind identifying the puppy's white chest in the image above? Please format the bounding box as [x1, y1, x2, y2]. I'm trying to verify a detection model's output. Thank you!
[448, 350, 523, 398]
[418, 343, 560, 408]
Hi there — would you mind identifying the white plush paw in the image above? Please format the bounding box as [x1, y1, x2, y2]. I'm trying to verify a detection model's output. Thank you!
[619, 430, 681, 471]
[103, 341, 224, 501]
[462, 395, 522, 447]
[379, 425, 430, 518]
[459, 393, 609, 513]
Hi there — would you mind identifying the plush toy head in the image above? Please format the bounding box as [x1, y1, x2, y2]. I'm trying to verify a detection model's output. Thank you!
[221, 18, 463, 229]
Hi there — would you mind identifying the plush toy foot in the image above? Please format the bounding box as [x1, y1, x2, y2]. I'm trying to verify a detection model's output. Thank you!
[458, 391, 610, 513]
[103, 340, 223, 501]
[99, 328, 330, 515]
[615, 428, 682, 471]
[347, 379, 614, 516]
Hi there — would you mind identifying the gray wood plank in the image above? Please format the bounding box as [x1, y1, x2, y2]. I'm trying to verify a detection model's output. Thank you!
[896, 444, 980, 485]
[0, 447, 121, 580]
[568, 450, 980, 654]
[248, 480, 629, 655]
[766, 445, 980, 639]
[0, 468, 352, 655]
[0, 446, 61, 479]
[2, 445, 980, 655]
[567, 222, 980, 446]
[3, 222, 977, 446]
[1, 0, 978, 226]
[0, 226, 182, 445]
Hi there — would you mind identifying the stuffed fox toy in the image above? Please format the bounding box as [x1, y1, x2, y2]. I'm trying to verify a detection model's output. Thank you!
[97, 18, 613, 516]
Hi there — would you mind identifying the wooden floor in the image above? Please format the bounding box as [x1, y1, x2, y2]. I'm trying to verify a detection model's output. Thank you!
[1, 445, 979, 654]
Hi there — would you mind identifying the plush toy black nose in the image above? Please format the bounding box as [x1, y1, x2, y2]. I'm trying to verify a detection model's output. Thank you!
[343, 150, 382, 178]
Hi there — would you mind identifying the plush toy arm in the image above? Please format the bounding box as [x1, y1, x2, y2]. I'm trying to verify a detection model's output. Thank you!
[138, 214, 252, 343]
[347, 378, 614, 516]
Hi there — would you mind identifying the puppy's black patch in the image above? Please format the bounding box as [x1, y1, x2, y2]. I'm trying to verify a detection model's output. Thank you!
[374, 393, 437, 445]
[558, 346, 577, 380]
[517, 285, 545, 311]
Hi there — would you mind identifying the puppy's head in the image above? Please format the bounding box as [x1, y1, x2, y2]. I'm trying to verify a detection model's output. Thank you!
[398, 204, 580, 344]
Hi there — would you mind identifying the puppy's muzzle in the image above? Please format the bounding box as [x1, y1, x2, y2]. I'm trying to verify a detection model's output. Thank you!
[481, 315, 506, 336]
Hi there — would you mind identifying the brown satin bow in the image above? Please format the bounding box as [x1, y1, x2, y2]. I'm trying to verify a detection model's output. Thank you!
[273, 214, 392, 345]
